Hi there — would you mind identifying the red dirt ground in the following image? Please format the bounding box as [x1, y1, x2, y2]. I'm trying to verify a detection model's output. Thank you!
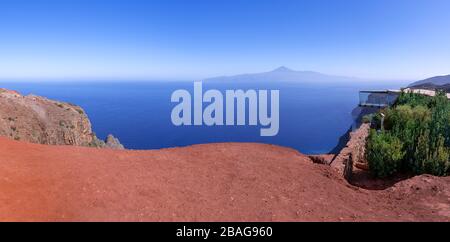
[0, 137, 449, 221]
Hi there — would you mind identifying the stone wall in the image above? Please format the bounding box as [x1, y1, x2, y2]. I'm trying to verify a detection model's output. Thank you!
[330, 123, 370, 176]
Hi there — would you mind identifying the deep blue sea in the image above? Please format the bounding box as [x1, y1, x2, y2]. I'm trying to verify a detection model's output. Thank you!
[0, 81, 407, 154]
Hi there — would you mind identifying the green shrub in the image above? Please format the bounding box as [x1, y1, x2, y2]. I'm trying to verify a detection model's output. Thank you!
[396, 91, 431, 107]
[368, 112, 384, 130]
[411, 132, 449, 176]
[366, 130, 405, 178]
[366, 91, 450, 177]
[362, 114, 375, 124]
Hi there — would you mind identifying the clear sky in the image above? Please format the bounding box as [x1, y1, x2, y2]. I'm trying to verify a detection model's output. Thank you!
[1, 0, 449, 81]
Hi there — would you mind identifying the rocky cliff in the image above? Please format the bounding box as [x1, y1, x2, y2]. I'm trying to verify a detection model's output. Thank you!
[0, 88, 123, 149]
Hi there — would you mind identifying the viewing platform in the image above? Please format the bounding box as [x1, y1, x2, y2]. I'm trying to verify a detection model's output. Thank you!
[359, 90, 400, 108]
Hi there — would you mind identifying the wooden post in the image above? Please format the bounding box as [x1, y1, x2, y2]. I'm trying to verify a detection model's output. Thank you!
[344, 153, 353, 182]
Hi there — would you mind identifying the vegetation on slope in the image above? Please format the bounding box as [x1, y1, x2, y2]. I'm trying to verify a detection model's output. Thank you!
[365, 91, 450, 177]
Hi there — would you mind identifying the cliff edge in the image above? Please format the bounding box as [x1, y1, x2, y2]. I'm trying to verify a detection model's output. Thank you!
[0, 88, 123, 149]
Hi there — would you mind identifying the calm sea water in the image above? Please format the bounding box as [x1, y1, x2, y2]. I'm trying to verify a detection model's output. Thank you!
[0, 81, 406, 154]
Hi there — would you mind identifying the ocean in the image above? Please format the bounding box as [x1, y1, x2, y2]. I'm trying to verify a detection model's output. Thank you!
[0, 81, 406, 154]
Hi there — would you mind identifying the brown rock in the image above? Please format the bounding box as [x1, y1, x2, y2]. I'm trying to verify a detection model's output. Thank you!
[105, 134, 125, 150]
[0, 88, 118, 148]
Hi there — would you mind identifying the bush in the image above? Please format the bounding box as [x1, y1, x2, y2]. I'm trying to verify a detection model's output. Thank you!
[361, 114, 373, 124]
[366, 130, 405, 178]
[367, 112, 384, 130]
[366, 91, 450, 177]
[396, 91, 431, 107]
[411, 132, 449, 176]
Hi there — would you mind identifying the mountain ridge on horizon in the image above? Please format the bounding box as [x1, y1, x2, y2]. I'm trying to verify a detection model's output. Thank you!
[409, 74, 450, 86]
[203, 66, 383, 83]
[408, 74, 450, 92]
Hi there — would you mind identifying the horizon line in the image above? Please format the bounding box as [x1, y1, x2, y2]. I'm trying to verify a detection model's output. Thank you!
[0, 66, 442, 83]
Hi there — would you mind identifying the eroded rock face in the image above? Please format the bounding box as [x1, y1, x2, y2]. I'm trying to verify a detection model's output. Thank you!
[105, 134, 125, 150]
[0, 88, 123, 149]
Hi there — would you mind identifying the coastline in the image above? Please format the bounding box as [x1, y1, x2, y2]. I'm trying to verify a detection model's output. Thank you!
[0, 87, 449, 221]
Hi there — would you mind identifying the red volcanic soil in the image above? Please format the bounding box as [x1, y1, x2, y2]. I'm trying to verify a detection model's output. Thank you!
[0, 137, 449, 221]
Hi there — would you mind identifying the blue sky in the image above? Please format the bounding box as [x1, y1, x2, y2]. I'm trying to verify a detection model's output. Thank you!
[0, 0, 449, 81]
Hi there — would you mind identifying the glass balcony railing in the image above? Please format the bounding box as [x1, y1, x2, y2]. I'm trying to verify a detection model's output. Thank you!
[359, 91, 399, 107]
